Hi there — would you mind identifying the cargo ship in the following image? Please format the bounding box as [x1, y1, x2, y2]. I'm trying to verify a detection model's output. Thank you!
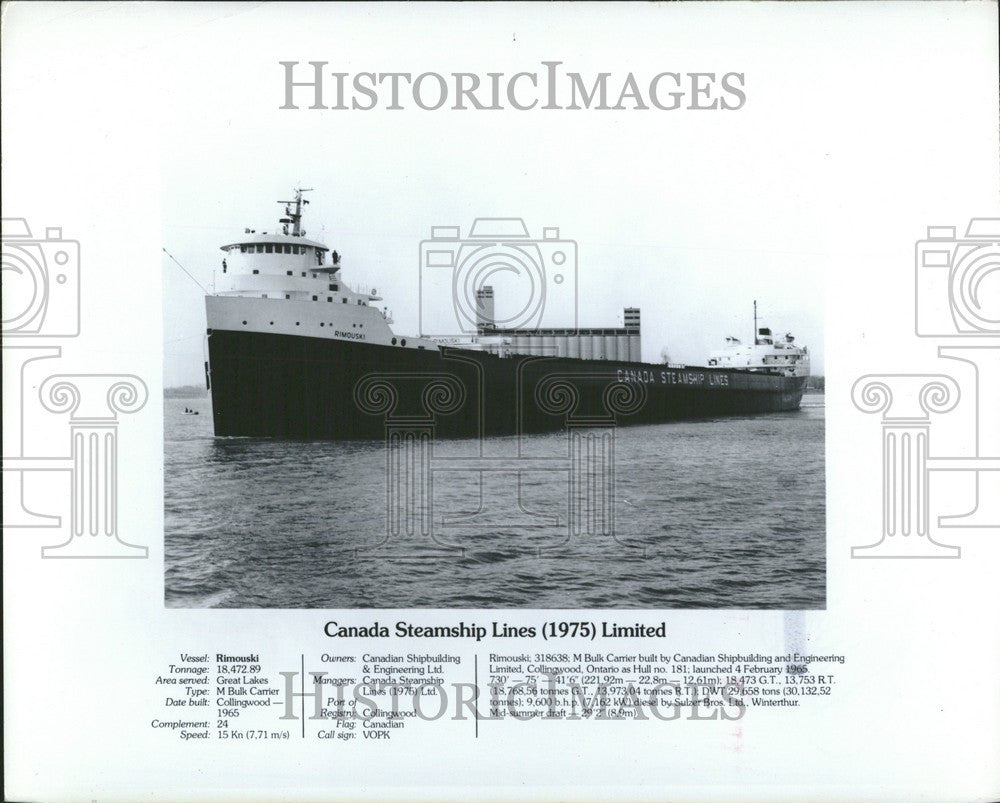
[204, 189, 809, 439]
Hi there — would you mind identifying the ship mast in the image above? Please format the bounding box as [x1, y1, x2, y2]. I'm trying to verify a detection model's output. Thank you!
[753, 299, 758, 346]
[278, 187, 313, 236]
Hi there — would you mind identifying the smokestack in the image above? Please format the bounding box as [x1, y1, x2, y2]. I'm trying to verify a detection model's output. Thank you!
[476, 285, 495, 332]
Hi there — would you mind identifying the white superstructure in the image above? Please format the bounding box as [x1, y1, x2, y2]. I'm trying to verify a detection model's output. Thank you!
[706, 303, 810, 377]
[205, 191, 810, 377]
[206, 188, 438, 350]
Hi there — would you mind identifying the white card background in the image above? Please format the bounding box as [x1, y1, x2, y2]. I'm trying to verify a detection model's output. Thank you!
[3, 2, 999, 800]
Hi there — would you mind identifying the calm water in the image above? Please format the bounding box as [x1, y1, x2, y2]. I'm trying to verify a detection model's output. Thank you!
[164, 395, 825, 609]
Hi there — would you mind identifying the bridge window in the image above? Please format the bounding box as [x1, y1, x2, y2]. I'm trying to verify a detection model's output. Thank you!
[329, 284, 338, 291]
[327, 297, 333, 302]
[265, 244, 273, 253]
[342, 298, 347, 304]
[312, 295, 318, 301]
[285, 294, 290, 299]
[239, 245, 246, 253]
[301, 272, 306, 277]
[286, 271, 292, 276]
[252, 269, 259, 274]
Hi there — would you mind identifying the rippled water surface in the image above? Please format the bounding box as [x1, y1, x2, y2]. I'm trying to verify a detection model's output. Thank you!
[165, 396, 825, 608]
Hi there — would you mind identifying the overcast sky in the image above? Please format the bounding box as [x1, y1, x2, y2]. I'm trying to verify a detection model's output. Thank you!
[153, 2, 992, 386]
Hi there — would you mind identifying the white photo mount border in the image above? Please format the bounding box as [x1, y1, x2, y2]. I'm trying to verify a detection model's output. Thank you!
[851, 218, 1000, 559]
[2, 218, 150, 559]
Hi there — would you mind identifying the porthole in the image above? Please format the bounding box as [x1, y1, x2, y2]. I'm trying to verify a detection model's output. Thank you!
[269, 321, 274, 325]
[242, 320, 247, 325]
[391, 337, 397, 345]
[400, 339, 406, 346]
[296, 322, 300, 326]
[320, 323, 325, 327]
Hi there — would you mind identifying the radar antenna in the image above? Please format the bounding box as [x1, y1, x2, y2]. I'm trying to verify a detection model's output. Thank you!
[278, 187, 313, 237]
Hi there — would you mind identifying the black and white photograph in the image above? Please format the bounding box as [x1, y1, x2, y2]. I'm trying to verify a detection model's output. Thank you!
[5, 3, 999, 801]
[163, 142, 825, 610]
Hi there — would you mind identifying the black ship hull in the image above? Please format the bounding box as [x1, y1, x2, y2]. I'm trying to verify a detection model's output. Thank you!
[206, 329, 808, 440]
